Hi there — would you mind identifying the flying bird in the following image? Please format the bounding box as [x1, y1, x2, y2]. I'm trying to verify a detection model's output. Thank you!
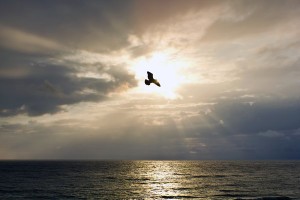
[145, 71, 161, 87]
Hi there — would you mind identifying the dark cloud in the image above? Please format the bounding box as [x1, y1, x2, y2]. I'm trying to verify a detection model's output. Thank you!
[0, 0, 132, 53]
[0, 1, 140, 117]
[177, 80, 300, 137]
[164, 98, 300, 159]
[0, 50, 137, 116]
[206, 99, 300, 134]
[0, 1, 138, 117]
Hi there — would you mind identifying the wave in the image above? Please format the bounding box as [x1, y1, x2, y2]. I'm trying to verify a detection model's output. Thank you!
[235, 196, 292, 200]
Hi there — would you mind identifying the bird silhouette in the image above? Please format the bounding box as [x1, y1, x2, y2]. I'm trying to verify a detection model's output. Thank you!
[145, 71, 161, 87]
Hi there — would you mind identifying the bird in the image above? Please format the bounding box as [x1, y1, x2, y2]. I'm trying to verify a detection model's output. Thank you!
[145, 71, 161, 87]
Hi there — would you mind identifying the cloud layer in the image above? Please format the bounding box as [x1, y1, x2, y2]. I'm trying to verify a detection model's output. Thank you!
[1, 0, 300, 159]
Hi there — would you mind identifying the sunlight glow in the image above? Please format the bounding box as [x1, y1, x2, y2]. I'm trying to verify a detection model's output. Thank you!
[131, 50, 189, 99]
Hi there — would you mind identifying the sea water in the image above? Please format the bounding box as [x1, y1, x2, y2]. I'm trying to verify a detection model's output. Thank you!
[0, 161, 299, 199]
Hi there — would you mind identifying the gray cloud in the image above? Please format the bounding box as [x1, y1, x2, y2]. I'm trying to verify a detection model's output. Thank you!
[0, 0, 132, 53]
[0, 3, 138, 117]
[201, 0, 300, 42]
[0, 51, 137, 116]
[206, 99, 300, 135]
[132, 0, 223, 34]
[1, 102, 300, 160]
[129, 45, 153, 58]
[177, 78, 300, 137]
[0, 25, 63, 55]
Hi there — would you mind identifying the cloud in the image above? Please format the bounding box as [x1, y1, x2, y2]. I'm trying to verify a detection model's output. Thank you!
[0, 112, 187, 160]
[0, 1, 132, 53]
[0, 53, 137, 116]
[206, 99, 300, 135]
[1, 105, 300, 160]
[1, 0, 300, 160]
[132, 0, 226, 34]
[258, 130, 284, 138]
[0, 18, 137, 117]
[0, 25, 63, 55]
[201, 0, 300, 42]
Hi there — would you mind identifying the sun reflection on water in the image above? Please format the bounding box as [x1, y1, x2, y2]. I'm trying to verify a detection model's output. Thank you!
[132, 161, 192, 199]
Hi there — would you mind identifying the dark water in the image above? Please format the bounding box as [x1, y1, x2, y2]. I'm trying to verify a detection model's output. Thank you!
[0, 161, 299, 199]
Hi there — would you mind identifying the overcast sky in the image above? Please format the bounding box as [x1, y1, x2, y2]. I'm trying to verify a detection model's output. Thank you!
[1, 0, 300, 160]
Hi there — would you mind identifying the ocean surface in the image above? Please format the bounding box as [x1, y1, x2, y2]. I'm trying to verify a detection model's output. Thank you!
[0, 161, 299, 199]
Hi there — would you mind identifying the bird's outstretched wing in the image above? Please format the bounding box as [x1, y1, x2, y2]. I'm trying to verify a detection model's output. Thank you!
[153, 80, 161, 87]
[147, 71, 153, 80]
[145, 79, 150, 85]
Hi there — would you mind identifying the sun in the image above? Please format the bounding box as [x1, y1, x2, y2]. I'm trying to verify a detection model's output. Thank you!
[131, 50, 188, 99]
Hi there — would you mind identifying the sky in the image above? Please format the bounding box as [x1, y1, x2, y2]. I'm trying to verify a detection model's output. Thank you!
[1, 0, 300, 160]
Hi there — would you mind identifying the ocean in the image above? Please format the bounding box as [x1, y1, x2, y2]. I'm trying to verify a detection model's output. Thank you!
[0, 161, 299, 199]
